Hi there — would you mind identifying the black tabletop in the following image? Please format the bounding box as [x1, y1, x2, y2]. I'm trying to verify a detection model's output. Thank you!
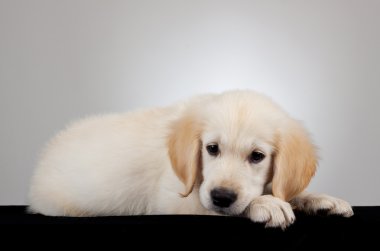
[1, 206, 379, 248]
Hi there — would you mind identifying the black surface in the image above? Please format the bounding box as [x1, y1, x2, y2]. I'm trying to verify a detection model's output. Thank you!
[1, 206, 379, 248]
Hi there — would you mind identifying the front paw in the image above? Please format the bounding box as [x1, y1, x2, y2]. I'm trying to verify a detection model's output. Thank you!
[247, 195, 295, 229]
[291, 193, 354, 217]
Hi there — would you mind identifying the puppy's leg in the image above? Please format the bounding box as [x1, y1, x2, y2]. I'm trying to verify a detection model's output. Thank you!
[247, 195, 295, 229]
[290, 192, 354, 217]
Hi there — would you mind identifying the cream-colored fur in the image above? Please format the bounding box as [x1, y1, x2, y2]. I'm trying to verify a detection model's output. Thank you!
[28, 90, 353, 227]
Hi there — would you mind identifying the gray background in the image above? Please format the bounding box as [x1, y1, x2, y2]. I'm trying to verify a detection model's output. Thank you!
[0, 0, 379, 205]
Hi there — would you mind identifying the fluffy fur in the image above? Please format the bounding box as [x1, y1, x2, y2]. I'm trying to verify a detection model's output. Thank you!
[28, 90, 353, 228]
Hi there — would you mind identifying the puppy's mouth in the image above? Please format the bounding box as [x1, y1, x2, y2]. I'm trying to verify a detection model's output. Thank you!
[206, 187, 247, 215]
[199, 185, 251, 215]
[201, 196, 245, 216]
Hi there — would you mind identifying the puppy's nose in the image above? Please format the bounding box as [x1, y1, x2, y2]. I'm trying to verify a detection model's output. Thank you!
[211, 187, 237, 208]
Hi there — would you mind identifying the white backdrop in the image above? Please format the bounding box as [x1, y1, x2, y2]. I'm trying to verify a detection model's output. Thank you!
[0, 0, 379, 205]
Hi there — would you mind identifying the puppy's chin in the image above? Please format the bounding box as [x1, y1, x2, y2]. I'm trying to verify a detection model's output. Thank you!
[212, 205, 246, 216]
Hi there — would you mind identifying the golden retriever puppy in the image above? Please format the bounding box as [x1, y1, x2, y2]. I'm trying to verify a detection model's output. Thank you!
[28, 90, 353, 228]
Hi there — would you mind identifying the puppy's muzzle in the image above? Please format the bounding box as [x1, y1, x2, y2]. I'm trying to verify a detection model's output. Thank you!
[211, 187, 237, 208]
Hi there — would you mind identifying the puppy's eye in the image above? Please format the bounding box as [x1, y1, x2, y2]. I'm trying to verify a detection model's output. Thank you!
[248, 151, 265, 164]
[206, 144, 219, 156]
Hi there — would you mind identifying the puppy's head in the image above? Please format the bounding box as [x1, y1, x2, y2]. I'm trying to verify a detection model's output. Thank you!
[168, 91, 317, 215]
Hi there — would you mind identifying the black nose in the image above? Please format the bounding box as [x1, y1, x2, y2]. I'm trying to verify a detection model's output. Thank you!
[211, 187, 237, 208]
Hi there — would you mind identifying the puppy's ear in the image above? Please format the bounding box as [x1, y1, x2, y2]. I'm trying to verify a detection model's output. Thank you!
[168, 114, 202, 197]
[272, 119, 317, 201]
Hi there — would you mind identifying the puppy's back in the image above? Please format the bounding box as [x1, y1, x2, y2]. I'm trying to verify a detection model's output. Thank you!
[28, 108, 178, 216]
